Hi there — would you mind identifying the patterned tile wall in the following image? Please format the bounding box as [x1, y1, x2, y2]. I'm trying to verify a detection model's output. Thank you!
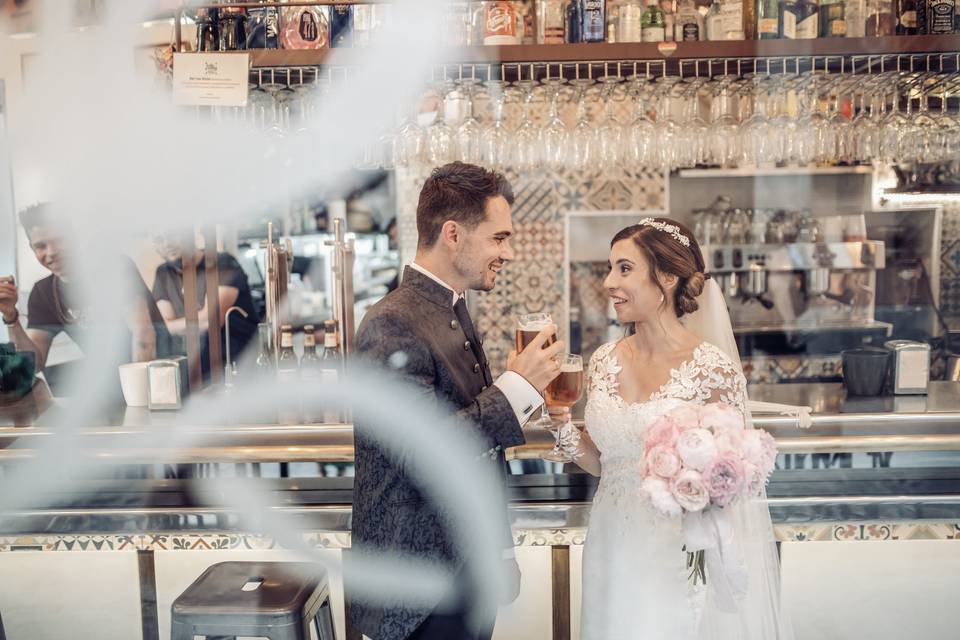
[938, 201, 960, 326]
[1, 522, 958, 553]
[395, 165, 663, 377]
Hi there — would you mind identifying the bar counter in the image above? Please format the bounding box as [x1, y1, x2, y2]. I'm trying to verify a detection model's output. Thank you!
[0, 382, 959, 640]
[2, 382, 959, 461]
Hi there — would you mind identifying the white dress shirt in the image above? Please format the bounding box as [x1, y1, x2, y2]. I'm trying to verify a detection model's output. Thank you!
[408, 262, 544, 425]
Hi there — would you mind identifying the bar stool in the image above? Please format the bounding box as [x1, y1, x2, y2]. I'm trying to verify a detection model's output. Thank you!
[171, 561, 336, 640]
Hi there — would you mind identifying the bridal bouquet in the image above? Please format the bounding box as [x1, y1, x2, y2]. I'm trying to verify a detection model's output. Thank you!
[639, 401, 777, 517]
[638, 401, 778, 594]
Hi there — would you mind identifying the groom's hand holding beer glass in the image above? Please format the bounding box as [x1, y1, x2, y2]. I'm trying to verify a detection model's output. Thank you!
[506, 323, 563, 393]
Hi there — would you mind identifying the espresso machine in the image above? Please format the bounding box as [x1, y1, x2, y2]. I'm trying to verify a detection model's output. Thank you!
[698, 206, 891, 358]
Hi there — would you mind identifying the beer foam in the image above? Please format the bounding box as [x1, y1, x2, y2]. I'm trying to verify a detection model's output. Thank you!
[560, 362, 583, 373]
[520, 320, 552, 331]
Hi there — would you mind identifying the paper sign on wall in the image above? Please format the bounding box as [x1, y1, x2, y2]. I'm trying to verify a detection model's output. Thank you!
[173, 53, 249, 107]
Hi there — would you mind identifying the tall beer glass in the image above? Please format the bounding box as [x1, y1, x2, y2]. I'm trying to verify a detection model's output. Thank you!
[545, 354, 584, 462]
[516, 313, 556, 432]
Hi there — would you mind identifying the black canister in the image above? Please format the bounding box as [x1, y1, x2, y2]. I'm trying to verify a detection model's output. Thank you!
[841, 347, 891, 396]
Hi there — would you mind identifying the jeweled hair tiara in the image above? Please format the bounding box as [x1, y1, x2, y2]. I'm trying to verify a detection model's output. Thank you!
[638, 218, 691, 247]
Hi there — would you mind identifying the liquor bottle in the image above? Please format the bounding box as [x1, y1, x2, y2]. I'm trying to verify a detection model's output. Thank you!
[300, 325, 323, 423]
[538, 0, 567, 43]
[675, 0, 704, 38]
[796, 0, 820, 37]
[757, 0, 782, 37]
[821, 0, 847, 34]
[662, 0, 677, 40]
[844, 0, 866, 35]
[917, 0, 928, 32]
[330, 4, 354, 47]
[246, 1, 279, 49]
[865, 0, 896, 34]
[619, 0, 645, 41]
[706, 0, 725, 37]
[566, 0, 585, 41]
[896, 0, 919, 32]
[583, 0, 607, 41]
[483, 0, 521, 44]
[928, 0, 956, 32]
[276, 325, 300, 424]
[642, 0, 667, 40]
[300, 325, 322, 377]
[719, 0, 746, 39]
[353, 3, 374, 46]
[320, 320, 343, 423]
[779, 0, 800, 35]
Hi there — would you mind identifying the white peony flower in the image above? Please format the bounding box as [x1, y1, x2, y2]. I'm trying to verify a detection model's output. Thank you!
[641, 477, 682, 518]
[676, 428, 718, 472]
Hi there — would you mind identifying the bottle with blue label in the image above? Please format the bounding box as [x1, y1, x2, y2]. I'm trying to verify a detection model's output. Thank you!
[583, 0, 606, 41]
[330, 4, 354, 47]
[566, 0, 585, 41]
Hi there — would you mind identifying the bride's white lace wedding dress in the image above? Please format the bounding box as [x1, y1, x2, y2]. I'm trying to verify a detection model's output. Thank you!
[580, 340, 786, 640]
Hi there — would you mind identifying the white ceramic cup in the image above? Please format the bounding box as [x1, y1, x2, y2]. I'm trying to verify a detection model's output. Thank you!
[118, 362, 150, 407]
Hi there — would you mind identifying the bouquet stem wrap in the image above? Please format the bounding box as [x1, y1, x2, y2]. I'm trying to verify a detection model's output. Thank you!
[682, 508, 749, 613]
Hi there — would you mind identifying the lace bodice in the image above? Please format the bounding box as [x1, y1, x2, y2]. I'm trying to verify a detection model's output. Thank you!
[584, 340, 748, 507]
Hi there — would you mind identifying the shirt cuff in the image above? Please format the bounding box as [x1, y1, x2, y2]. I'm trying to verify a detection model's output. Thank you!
[493, 371, 544, 426]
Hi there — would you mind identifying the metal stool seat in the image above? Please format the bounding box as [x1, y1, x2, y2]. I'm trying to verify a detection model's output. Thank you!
[171, 561, 336, 640]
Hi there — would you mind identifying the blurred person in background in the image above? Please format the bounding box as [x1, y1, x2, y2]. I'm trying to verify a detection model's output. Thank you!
[151, 230, 259, 380]
[0, 203, 171, 395]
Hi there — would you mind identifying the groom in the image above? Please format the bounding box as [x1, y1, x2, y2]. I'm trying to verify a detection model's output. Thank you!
[350, 162, 563, 640]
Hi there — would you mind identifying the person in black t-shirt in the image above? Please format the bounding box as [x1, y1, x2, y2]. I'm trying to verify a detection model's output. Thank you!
[0, 204, 171, 377]
[150, 232, 258, 379]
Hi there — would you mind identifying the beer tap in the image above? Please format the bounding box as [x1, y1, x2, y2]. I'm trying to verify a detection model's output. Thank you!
[325, 217, 356, 361]
[223, 305, 249, 388]
[261, 222, 293, 365]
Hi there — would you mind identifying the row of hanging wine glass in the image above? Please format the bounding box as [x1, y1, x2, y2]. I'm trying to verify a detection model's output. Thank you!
[359, 67, 960, 172]
[205, 57, 960, 170]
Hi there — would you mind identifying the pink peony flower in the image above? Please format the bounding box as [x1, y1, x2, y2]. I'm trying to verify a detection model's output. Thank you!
[714, 428, 745, 456]
[669, 404, 702, 430]
[676, 428, 718, 472]
[671, 469, 710, 512]
[645, 416, 680, 449]
[703, 453, 746, 506]
[641, 477, 682, 518]
[646, 444, 682, 480]
[699, 402, 744, 433]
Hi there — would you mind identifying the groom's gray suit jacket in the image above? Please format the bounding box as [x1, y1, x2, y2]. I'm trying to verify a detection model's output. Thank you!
[349, 266, 527, 640]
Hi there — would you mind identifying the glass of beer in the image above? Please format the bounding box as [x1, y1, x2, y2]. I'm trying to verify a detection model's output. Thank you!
[545, 354, 584, 462]
[516, 312, 555, 352]
[516, 313, 557, 431]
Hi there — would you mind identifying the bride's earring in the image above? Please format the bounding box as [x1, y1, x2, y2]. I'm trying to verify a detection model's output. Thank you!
[659, 293, 665, 305]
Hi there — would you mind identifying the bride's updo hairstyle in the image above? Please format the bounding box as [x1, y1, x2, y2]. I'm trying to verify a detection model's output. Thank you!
[611, 217, 708, 318]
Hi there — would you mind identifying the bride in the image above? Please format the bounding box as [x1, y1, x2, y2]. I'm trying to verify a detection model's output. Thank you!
[554, 218, 793, 639]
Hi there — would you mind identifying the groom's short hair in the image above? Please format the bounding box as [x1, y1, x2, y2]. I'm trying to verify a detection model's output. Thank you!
[416, 162, 514, 249]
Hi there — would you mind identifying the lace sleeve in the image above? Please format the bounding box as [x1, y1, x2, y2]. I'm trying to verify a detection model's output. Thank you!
[696, 344, 749, 416]
[587, 341, 621, 397]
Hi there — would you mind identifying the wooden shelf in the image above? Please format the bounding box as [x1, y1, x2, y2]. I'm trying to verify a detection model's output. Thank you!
[233, 35, 960, 69]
